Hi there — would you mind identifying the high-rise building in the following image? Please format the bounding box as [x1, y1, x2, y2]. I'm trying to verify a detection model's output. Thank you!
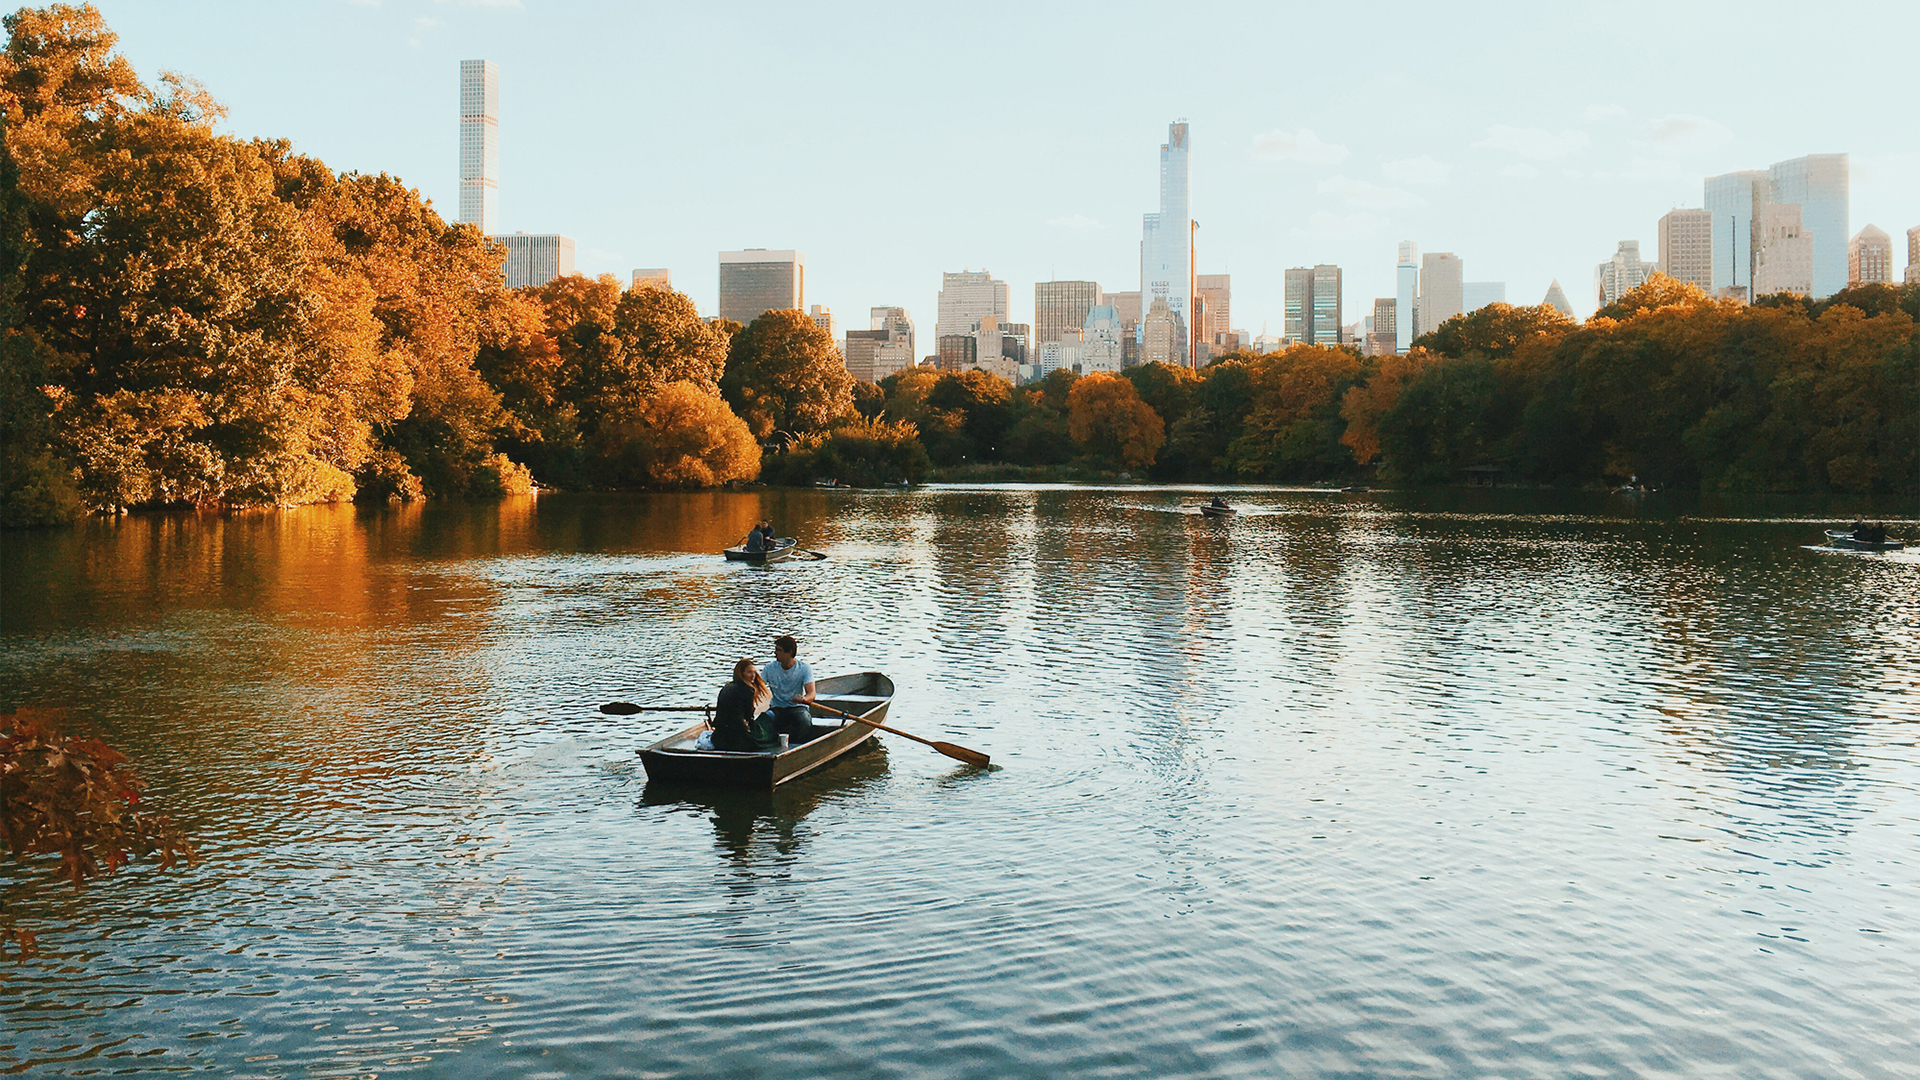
[1080, 305, 1125, 374]
[1595, 240, 1651, 307]
[1395, 242, 1418, 352]
[1543, 279, 1573, 317]
[1283, 267, 1311, 344]
[935, 335, 976, 372]
[809, 304, 837, 342]
[1768, 154, 1848, 298]
[632, 268, 671, 291]
[1034, 281, 1103, 344]
[1365, 298, 1396, 356]
[718, 250, 804, 324]
[844, 307, 915, 384]
[1656, 208, 1714, 291]
[1140, 121, 1194, 367]
[1418, 253, 1463, 335]
[1194, 273, 1231, 362]
[1752, 204, 1813, 297]
[1312, 264, 1343, 344]
[458, 60, 499, 234]
[1141, 297, 1180, 365]
[1909, 226, 1920, 285]
[1462, 281, 1506, 312]
[497, 233, 574, 288]
[935, 270, 1009, 342]
[1705, 170, 1765, 294]
[1848, 225, 1893, 286]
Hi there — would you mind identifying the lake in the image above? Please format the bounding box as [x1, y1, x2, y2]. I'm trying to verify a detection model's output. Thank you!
[2, 487, 1917, 1078]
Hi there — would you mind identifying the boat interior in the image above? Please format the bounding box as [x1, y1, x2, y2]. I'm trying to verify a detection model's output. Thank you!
[653, 686, 890, 756]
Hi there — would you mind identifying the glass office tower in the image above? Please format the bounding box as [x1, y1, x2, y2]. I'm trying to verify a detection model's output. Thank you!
[1139, 122, 1193, 366]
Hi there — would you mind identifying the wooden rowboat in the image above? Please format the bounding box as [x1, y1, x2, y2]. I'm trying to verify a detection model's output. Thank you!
[1198, 504, 1236, 518]
[1825, 530, 1904, 552]
[722, 537, 798, 564]
[637, 671, 895, 789]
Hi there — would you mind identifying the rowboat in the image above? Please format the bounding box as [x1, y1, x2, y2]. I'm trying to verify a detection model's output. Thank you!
[1198, 504, 1236, 518]
[722, 537, 798, 563]
[637, 671, 896, 789]
[1825, 530, 1904, 552]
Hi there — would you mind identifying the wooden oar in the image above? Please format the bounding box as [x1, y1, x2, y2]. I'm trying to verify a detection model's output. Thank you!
[806, 701, 990, 767]
[600, 703, 712, 715]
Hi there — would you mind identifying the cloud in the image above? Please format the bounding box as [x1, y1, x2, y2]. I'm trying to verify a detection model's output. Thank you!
[1046, 214, 1104, 231]
[1381, 155, 1450, 184]
[1501, 163, 1540, 179]
[1251, 128, 1349, 164]
[1317, 175, 1424, 208]
[1584, 104, 1628, 122]
[1291, 210, 1388, 239]
[1647, 113, 1733, 153]
[1474, 125, 1589, 159]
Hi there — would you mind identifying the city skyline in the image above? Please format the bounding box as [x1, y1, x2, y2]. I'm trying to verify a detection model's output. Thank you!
[86, 0, 1920, 337]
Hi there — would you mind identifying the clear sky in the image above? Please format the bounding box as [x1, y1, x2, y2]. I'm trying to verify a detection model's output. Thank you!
[88, 0, 1920, 342]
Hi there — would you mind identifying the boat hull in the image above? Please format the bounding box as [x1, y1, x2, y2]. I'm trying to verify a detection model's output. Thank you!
[638, 672, 895, 789]
[723, 538, 798, 563]
[1199, 505, 1236, 518]
[1824, 531, 1904, 552]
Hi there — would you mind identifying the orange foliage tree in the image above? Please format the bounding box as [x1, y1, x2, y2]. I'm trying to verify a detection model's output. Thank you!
[1067, 372, 1164, 470]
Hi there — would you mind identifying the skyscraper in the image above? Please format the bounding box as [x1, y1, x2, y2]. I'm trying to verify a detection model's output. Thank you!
[1752, 205, 1813, 297]
[1080, 306, 1125, 373]
[1141, 297, 1180, 366]
[1768, 154, 1848, 298]
[1909, 226, 1920, 285]
[1595, 240, 1651, 307]
[844, 307, 915, 383]
[1395, 242, 1418, 352]
[1657, 208, 1714, 291]
[935, 271, 1009, 342]
[1284, 266, 1343, 345]
[718, 250, 804, 324]
[1140, 121, 1194, 367]
[497, 233, 574, 288]
[1848, 225, 1892, 286]
[1034, 281, 1103, 344]
[1462, 282, 1506, 312]
[1366, 298, 1396, 356]
[459, 60, 499, 234]
[1705, 170, 1765, 293]
[1418, 253, 1463, 335]
[1283, 268, 1311, 344]
[1196, 274, 1231, 351]
[1542, 280, 1573, 317]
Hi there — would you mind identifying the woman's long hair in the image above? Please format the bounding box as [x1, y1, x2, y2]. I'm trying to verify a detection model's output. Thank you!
[733, 657, 772, 714]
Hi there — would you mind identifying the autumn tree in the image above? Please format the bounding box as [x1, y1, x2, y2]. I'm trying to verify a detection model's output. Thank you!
[1415, 302, 1575, 360]
[595, 380, 759, 489]
[1339, 347, 1437, 466]
[1067, 372, 1164, 470]
[1224, 345, 1365, 480]
[721, 309, 855, 441]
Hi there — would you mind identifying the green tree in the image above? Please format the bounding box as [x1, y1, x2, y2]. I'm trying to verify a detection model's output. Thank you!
[721, 308, 855, 440]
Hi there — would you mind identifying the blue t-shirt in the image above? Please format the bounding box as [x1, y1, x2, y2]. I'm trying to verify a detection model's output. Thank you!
[761, 659, 813, 709]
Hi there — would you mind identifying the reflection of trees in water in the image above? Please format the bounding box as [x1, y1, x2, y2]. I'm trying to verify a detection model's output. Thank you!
[924, 493, 1024, 684]
[639, 741, 891, 871]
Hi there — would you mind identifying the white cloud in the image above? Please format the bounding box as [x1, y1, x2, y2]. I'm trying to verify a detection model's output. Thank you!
[1474, 125, 1589, 159]
[1317, 175, 1424, 208]
[1381, 155, 1450, 184]
[1647, 113, 1733, 153]
[1584, 104, 1628, 122]
[1501, 163, 1541, 179]
[1291, 210, 1388, 238]
[1046, 214, 1104, 231]
[1251, 128, 1349, 164]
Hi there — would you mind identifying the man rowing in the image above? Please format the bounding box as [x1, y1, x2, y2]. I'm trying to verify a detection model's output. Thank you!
[761, 634, 817, 746]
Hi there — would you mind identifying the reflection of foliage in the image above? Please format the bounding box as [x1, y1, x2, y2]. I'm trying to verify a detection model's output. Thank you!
[2, 707, 197, 960]
[762, 417, 929, 487]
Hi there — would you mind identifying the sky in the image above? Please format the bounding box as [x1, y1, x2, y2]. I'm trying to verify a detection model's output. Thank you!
[87, 0, 1920, 343]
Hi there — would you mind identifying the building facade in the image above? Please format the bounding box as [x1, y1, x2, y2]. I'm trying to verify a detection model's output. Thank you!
[808, 305, 837, 344]
[1910, 226, 1920, 285]
[1462, 281, 1506, 312]
[1283, 267, 1311, 344]
[1543, 279, 1573, 317]
[1365, 298, 1396, 356]
[1418, 253, 1463, 336]
[1140, 121, 1194, 367]
[1768, 154, 1849, 298]
[497, 233, 574, 289]
[1595, 240, 1651, 307]
[1705, 170, 1765, 294]
[1657, 208, 1714, 291]
[631, 268, 671, 291]
[844, 307, 915, 384]
[1752, 205, 1813, 297]
[718, 250, 804, 324]
[1080, 305, 1125, 373]
[935, 271, 1009, 342]
[458, 60, 499, 234]
[1311, 264, 1343, 344]
[1140, 297, 1180, 365]
[935, 334, 976, 372]
[1034, 281, 1103, 345]
[1395, 242, 1418, 352]
[1848, 224, 1893, 286]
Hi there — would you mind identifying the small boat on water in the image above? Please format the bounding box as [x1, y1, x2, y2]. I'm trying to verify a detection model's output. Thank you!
[722, 537, 798, 564]
[1199, 503, 1237, 518]
[1824, 530, 1904, 552]
[637, 672, 896, 789]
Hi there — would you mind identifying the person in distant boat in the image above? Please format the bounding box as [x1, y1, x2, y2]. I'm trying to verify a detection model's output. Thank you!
[760, 634, 816, 745]
[744, 521, 767, 553]
[704, 658, 776, 752]
[1209, 496, 1230, 509]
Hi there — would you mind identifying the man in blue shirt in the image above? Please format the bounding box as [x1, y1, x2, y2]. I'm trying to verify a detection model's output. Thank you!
[760, 634, 816, 746]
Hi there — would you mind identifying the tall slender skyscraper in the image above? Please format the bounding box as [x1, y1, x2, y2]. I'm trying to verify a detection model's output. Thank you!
[1705, 170, 1765, 293]
[1657, 208, 1714, 291]
[459, 60, 499, 234]
[1140, 121, 1193, 367]
[1418, 253, 1463, 336]
[1395, 242, 1418, 352]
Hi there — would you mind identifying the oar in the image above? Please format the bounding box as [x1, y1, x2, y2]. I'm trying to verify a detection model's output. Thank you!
[806, 701, 990, 767]
[600, 703, 713, 715]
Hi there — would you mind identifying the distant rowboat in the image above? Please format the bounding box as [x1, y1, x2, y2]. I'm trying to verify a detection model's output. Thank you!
[1198, 504, 1236, 518]
[1824, 530, 1904, 552]
[723, 537, 798, 564]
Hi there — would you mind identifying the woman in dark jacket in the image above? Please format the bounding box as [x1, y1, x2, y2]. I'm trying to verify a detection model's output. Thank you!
[709, 658, 775, 752]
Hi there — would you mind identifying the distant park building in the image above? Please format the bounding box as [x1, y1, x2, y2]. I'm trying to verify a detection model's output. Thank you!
[1462, 281, 1506, 313]
[1542, 279, 1573, 317]
[497, 233, 575, 289]
[1034, 280, 1103, 345]
[1419, 253, 1463, 335]
[936, 270, 1009, 343]
[1657, 208, 1714, 291]
[1752, 205, 1813, 297]
[1594, 240, 1651, 308]
[844, 307, 915, 383]
[718, 250, 804, 324]
[1848, 225, 1893, 286]
[632, 268, 671, 291]
[1395, 242, 1418, 352]
[458, 60, 499, 234]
